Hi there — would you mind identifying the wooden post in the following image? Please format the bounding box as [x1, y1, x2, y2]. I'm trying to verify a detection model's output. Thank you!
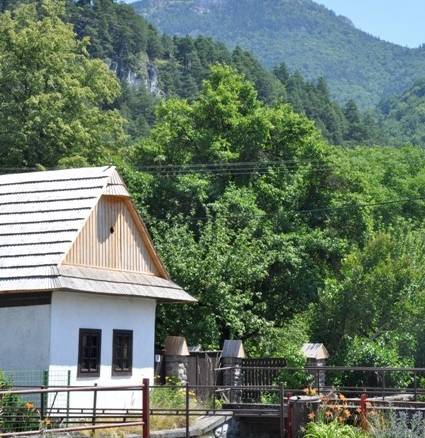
[279, 384, 285, 438]
[142, 378, 150, 438]
[360, 392, 368, 430]
[316, 368, 320, 394]
[185, 383, 190, 438]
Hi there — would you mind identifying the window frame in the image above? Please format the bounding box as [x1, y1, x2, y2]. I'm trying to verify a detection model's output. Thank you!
[78, 328, 102, 378]
[112, 329, 133, 376]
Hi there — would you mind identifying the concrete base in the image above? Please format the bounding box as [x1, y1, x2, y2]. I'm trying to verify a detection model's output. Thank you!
[148, 415, 232, 437]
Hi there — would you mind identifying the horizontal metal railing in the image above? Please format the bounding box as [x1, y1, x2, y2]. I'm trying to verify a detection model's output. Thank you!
[0, 380, 150, 438]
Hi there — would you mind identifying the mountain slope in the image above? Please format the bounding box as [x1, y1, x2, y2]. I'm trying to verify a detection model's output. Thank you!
[131, 0, 425, 108]
[379, 79, 425, 147]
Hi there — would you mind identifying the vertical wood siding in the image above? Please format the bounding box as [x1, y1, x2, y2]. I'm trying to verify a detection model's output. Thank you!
[63, 197, 158, 274]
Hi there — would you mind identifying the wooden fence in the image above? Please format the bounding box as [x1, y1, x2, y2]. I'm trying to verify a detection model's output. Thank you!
[187, 351, 221, 400]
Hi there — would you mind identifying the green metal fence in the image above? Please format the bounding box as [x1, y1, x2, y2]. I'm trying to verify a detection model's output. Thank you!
[1, 369, 71, 410]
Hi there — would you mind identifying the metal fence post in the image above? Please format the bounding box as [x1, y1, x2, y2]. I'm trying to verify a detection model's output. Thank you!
[66, 370, 71, 426]
[414, 371, 418, 401]
[382, 370, 386, 400]
[186, 383, 190, 438]
[279, 384, 285, 438]
[40, 370, 48, 419]
[287, 392, 293, 438]
[91, 383, 98, 436]
[142, 378, 150, 438]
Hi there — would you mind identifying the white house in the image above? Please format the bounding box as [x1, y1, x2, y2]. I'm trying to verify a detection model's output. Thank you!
[0, 166, 195, 409]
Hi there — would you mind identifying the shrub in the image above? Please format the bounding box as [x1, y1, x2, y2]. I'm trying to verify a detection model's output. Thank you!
[0, 371, 40, 433]
[246, 315, 312, 391]
[304, 420, 368, 438]
[334, 336, 414, 390]
[369, 411, 425, 438]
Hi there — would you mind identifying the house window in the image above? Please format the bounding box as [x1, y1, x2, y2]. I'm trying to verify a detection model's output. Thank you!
[112, 330, 133, 376]
[78, 329, 101, 377]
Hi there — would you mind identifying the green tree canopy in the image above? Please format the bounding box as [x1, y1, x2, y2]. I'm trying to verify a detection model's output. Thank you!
[128, 65, 348, 347]
[0, 0, 126, 168]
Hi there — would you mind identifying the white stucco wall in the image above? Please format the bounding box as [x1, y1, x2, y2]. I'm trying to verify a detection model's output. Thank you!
[49, 291, 156, 410]
[0, 305, 51, 375]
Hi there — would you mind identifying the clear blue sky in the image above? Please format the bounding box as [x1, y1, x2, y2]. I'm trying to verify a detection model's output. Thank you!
[124, 0, 425, 48]
[317, 0, 425, 48]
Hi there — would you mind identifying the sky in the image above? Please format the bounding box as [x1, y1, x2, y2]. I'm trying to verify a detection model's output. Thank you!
[124, 0, 425, 49]
[317, 0, 425, 48]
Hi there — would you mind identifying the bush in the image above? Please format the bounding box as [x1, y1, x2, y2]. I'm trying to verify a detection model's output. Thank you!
[246, 315, 312, 391]
[334, 336, 414, 389]
[304, 420, 367, 438]
[0, 371, 40, 433]
[369, 411, 425, 438]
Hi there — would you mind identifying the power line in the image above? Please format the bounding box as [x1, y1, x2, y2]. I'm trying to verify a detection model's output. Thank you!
[136, 159, 330, 174]
[136, 158, 328, 170]
[0, 158, 331, 173]
[156, 196, 425, 223]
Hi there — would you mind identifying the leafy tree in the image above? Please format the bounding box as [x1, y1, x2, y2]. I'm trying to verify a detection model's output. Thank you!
[0, 0, 126, 167]
[313, 223, 425, 371]
[130, 65, 345, 347]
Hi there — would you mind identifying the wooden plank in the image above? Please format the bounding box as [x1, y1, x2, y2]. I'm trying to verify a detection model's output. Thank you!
[63, 197, 160, 275]
[0, 188, 100, 204]
[0, 179, 105, 195]
[0, 220, 83, 235]
[0, 253, 62, 268]
[0, 199, 96, 214]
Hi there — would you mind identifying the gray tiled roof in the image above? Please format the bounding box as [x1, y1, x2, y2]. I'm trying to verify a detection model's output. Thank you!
[301, 343, 329, 360]
[0, 167, 195, 303]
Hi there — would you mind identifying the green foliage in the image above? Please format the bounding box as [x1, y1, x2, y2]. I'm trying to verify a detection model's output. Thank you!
[304, 420, 367, 438]
[131, 65, 347, 349]
[314, 222, 425, 364]
[247, 316, 312, 390]
[0, 371, 39, 433]
[274, 66, 383, 145]
[0, 0, 126, 168]
[379, 78, 425, 147]
[149, 378, 199, 431]
[0, 0, 396, 147]
[369, 411, 425, 438]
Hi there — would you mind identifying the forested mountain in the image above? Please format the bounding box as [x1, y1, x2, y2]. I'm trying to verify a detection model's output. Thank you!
[132, 0, 425, 108]
[0, 0, 381, 146]
[67, 0, 382, 145]
[379, 79, 425, 147]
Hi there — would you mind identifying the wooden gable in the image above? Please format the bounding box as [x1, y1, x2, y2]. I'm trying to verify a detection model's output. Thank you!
[62, 195, 165, 276]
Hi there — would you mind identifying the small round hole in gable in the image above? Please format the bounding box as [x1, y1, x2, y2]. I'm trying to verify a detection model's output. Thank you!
[110, 226, 115, 234]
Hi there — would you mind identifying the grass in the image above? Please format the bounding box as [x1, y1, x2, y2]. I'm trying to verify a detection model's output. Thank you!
[150, 384, 200, 431]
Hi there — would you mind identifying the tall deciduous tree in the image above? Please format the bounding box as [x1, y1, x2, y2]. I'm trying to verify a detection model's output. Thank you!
[129, 66, 343, 347]
[0, 0, 126, 168]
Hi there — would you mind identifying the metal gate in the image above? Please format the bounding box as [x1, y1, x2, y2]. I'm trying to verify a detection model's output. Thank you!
[241, 358, 287, 402]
